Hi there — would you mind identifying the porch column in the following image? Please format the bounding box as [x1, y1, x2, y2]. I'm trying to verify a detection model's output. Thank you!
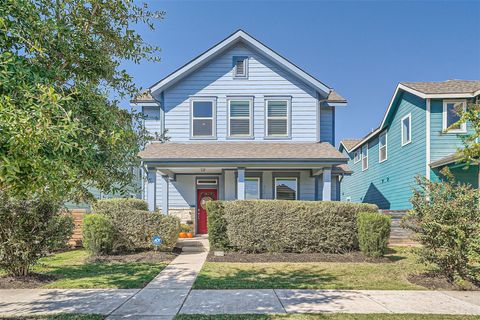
[237, 167, 245, 200]
[146, 169, 156, 211]
[160, 175, 169, 214]
[322, 168, 332, 201]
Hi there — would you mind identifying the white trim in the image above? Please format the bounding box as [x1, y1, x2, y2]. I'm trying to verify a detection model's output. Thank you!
[196, 179, 218, 185]
[426, 98, 431, 180]
[274, 177, 298, 200]
[244, 177, 260, 199]
[265, 98, 291, 138]
[401, 113, 412, 146]
[149, 30, 331, 95]
[442, 99, 467, 133]
[233, 56, 248, 78]
[379, 131, 388, 163]
[227, 97, 254, 138]
[361, 144, 368, 171]
[190, 97, 217, 139]
[130, 102, 160, 107]
[353, 149, 361, 164]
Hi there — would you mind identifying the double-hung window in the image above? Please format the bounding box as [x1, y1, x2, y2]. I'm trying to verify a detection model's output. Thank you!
[354, 150, 360, 163]
[244, 177, 260, 200]
[266, 99, 290, 137]
[443, 100, 466, 133]
[379, 132, 387, 163]
[275, 177, 298, 200]
[361, 144, 368, 171]
[401, 113, 411, 146]
[191, 98, 216, 138]
[228, 98, 253, 137]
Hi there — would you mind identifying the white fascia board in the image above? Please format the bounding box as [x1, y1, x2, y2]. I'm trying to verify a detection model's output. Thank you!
[326, 102, 348, 107]
[149, 30, 331, 96]
[349, 128, 381, 153]
[130, 102, 160, 108]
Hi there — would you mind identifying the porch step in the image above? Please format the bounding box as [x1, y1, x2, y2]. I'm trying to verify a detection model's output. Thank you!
[176, 236, 210, 253]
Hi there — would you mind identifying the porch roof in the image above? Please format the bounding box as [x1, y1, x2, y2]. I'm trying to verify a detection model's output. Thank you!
[139, 142, 348, 165]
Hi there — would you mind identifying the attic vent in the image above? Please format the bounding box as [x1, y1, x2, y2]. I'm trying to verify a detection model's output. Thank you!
[233, 56, 248, 78]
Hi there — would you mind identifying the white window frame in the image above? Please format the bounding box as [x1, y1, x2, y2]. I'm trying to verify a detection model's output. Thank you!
[244, 177, 260, 199]
[227, 98, 253, 138]
[190, 97, 216, 139]
[196, 179, 218, 186]
[401, 113, 412, 146]
[353, 149, 361, 164]
[265, 98, 291, 138]
[443, 99, 467, 133]
[379, 131, 388, 163]
[274, 177, 298, 200]
[233, 56, 248, 78]
[361, 144, 368, 171]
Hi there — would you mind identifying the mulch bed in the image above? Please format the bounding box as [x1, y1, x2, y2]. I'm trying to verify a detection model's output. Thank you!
[0, 273, 58, 289]
[408, 273, 480, 291]
[87, 250, 178, 264]
[207, 251, 392, 263]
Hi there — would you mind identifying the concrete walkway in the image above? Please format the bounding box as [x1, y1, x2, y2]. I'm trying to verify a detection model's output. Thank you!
[0, 288, 479, 317]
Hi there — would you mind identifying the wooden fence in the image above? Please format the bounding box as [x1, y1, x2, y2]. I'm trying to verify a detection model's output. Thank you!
[68, 209, 87, 247]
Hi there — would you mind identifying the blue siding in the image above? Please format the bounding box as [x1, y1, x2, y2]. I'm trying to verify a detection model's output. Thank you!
[341, 91, 427, 210]
[146, 43, 332, 142]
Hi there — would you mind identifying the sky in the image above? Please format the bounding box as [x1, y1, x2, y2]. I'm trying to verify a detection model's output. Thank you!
[124, 0, 480, 146]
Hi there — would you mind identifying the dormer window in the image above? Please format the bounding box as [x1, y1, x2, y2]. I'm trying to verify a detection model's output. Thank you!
[233, 56, 248, 78]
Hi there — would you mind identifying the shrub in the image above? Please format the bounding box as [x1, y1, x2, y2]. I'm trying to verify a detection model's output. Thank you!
[206, 201, 230, 250]
[357, 212, 391, 257]
[208, 200, 378, 253]
[91, 198, 180, 252]
[405, 172, 480, 284]
[0, 193, 74, 276]
[93, 198, 148, 214]
[83, 214, 114, 255]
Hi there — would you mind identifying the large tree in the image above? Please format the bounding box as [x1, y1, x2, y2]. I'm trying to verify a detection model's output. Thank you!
[0, 0, 163, 202]
[455, 99, 480, 164]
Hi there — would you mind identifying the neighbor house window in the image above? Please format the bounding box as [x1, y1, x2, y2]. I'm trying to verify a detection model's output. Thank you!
[354, 149, 361, 163]
[275, 178, 298, 200]
[401, 113, 411, 146]
[233, 56, 248, 78]
[361, 144, 368, 171]
[228, 98, 253, 137]
[266, 99, 290, 137]
[191, 98, 216, 138]
[379, 132, 387, 163]
[443, 100, 467, 133]
[244, 177, 260, 199]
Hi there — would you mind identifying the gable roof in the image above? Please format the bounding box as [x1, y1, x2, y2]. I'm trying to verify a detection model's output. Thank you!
[145, 30, 344, 101]
[348, 79, 480, 152]
[339, 139, 361, 152]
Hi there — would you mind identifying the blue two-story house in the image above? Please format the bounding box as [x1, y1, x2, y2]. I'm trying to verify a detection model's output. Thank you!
[132, 30, 349, 234]
[339, 80, 480, 210]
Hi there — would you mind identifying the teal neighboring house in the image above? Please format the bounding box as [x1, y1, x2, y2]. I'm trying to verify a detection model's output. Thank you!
[339, 80, 480, 210]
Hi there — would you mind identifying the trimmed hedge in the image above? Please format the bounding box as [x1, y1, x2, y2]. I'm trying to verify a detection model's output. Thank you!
[206, 200, 378, 253]
[206, 201, 229, 250]
[357, 212, 391, 257]
[91, 198, 180, 252]
[83, 214, 114, 255]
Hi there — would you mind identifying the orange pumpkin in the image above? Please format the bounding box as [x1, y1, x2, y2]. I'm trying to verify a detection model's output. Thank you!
[186, 232, 193, 238]
[179, 232, 187, 238]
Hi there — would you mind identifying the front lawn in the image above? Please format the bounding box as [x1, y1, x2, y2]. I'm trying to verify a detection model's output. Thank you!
[175, 314, 480, 320]
[194, 247, 426, 290]
[0, 249, 172, 289]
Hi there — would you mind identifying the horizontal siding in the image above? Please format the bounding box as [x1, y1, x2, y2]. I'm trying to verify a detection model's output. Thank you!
[341, 91, 426, 210]
[163, 43, 325, 142]
[320, 106, 334, 144]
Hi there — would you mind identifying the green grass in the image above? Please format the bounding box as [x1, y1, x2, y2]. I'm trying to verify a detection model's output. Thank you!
[194, 247, 426, 290]
[1, 249, 168, 289]
[174, 315, 480, 320]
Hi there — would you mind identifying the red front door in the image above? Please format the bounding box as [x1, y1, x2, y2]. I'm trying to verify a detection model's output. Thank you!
[197, 188, 217, 234]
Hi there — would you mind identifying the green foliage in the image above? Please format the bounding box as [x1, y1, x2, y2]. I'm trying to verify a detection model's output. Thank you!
[207, 200, 378, 253]
[82, 214, 114, 255]
[92, 198, 180, 252]
[93, 198, 148, 213]
[357, 212, 391, 257]
[206, 201, 230, 250]
[452, 98, 480, 164]
[0, 0, 164, 202]
[180, 223, 193, 233]
[0, 192, 74, 276]
[405, 174, 480, 283]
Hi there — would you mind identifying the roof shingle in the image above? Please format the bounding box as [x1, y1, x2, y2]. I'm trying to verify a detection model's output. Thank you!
[401, 80, 480, 95]
[340, 139, 361, 151]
